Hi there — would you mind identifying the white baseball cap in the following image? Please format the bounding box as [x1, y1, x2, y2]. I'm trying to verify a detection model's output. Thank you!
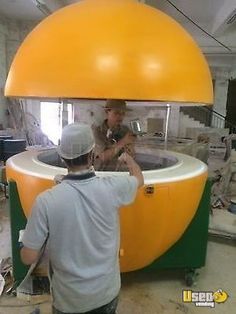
[57, 123, 95, 159]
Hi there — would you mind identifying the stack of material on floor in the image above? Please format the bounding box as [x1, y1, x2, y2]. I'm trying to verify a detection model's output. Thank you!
[205, 132, 233, 209]
[186, 127, 229, 141]
[229, 149, 236, 198]
[0, 258, 12, 296]
[0, 213, 11, 260]
[209, 158, 231, 209]
[209, 208, 236, 239]
[206, 134, 236, 238]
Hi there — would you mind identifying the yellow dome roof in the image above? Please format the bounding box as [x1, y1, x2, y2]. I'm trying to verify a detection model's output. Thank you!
[5, 0, 213, 104]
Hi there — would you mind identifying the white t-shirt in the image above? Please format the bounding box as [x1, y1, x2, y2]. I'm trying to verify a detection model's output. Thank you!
[22, 175, 138, 313]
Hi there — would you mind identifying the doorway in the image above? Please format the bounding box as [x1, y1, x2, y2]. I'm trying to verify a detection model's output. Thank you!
[40, 102, 73, 145]
[226, 79, 236, 128]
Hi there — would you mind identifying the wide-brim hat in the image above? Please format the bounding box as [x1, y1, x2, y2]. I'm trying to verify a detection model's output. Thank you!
[104, 99, 132, 111]
[57, 123, 95, 160]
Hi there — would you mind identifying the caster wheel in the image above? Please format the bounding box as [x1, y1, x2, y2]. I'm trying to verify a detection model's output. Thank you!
[185, 274, 194, 287]
[185, 269, 198, 287]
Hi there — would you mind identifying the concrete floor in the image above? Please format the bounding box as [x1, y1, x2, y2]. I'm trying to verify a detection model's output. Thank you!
[0, 196, 236, 314]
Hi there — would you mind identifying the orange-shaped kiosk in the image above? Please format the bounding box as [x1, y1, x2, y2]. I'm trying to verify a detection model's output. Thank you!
[6, 148, 207, 272]
[5, 0, 212, 275]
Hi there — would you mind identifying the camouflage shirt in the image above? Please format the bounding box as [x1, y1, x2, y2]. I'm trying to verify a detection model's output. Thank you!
[92, 120, 131, 171]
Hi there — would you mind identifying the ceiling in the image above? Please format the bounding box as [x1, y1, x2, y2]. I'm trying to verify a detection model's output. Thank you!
[0, 0, 236, 53]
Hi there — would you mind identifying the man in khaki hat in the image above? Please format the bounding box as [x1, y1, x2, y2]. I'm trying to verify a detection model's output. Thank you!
[93, 99, 135, 170]
[21, 123, 144, 314]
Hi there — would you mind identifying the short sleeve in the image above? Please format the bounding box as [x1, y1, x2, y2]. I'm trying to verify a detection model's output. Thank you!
[22, 196, 49, 250]
[112, 176, 139, 207]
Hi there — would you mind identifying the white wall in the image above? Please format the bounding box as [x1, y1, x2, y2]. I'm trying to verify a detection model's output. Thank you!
[0, 17, 8, 128]
[208, 55, 236, 119]
[0, 16, 37, 128]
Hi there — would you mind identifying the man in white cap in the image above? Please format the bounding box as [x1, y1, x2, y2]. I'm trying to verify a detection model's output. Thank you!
[93, 99, 136, 170]
[21, 123, 144, 314]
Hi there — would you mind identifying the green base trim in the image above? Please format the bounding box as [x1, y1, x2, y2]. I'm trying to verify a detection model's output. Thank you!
[9, 180, 29, 287]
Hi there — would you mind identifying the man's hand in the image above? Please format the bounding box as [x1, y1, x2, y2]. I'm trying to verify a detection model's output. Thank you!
[118, 152, 134, 164]
[118, 153, 144, 187]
